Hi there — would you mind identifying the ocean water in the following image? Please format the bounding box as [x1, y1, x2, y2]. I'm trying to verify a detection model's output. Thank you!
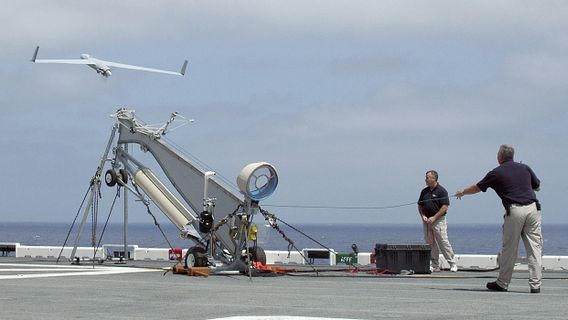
[1, 222, 566, 256]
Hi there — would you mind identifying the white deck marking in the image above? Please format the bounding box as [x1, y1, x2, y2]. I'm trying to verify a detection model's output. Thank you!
[0, 263, 103, 268]
[0, 268, 92, 272]
[207, 317, 363, 320]
[0, 263, 158, 280]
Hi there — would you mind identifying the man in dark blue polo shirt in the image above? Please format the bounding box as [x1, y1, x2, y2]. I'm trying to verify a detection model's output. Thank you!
[418, 170, 458, 272]
[456, 144, 542, 293]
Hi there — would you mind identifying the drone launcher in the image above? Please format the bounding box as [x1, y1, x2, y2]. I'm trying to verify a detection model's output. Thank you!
[106, 109, 278, 264]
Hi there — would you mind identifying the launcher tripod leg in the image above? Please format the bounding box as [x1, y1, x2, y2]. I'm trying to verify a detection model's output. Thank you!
[69, 187, 96, 262]
[68, 124, 119, 263]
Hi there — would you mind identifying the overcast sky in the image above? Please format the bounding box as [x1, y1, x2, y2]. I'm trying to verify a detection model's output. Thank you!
[1, 1, 567, 227]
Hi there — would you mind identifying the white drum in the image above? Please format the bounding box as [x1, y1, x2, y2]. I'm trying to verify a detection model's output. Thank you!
[236, 162, 278, 201]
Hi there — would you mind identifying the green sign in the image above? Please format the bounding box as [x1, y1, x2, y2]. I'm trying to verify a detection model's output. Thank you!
[335, 253, 358, 265]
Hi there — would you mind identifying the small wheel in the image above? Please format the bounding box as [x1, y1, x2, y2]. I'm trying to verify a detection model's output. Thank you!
[244, 246, 266, 265]
[119, 169, 128, 184]
[105, 169, 117, 187]
[184, 246, 207, 268]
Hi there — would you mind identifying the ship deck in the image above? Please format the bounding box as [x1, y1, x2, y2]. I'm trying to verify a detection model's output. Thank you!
[1, 258, 567, 320]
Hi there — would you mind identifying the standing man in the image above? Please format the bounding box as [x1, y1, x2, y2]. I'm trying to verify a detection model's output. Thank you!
[418, 170, 458, 273]
[456, 144, 542, 293]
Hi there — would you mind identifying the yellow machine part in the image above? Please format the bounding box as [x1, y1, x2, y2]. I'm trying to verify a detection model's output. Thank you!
[247, 224, 258, 241]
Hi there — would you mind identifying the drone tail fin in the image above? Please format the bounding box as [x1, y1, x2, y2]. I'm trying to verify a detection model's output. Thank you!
[31, 46, 40, 62]
[180, 60, 188, 76]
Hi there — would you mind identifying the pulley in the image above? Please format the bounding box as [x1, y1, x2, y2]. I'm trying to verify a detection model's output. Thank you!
[199, 211, 214, 233]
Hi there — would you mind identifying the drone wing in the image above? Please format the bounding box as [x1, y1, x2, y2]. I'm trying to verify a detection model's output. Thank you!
[101, 59, 188, 76]
[31, 46, 93, 65]
[33, 59, 92, 65]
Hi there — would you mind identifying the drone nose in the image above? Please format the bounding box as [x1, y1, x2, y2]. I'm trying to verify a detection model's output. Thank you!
[104, 70, 112, 77]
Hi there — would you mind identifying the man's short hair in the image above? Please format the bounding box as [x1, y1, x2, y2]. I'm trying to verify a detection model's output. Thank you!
[426, 170, 438, 181]
[498, 144, 515, 161]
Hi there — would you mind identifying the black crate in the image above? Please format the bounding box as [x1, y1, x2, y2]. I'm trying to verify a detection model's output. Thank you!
[375, 243, 431, 274]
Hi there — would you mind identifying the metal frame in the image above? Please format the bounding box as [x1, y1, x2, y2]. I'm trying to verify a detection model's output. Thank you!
[69, 109, 275, 266]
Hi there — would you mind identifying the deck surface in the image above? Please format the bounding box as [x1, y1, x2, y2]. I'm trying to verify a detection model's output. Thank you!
[1, 258, 566, 320]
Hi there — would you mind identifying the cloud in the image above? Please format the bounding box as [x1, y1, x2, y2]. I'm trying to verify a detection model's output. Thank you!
[1, 1, 567, 225]
[504, 52, 568, 89]
[5, 1, 568, 46]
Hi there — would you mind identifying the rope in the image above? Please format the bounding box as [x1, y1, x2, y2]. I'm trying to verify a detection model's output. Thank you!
[273, 217, 334, 254]
[92, 187, 121, 261]
[256, 196, 458, 274]
[115, 110, 192, 139]
[132, 184, 176, 251]
[260, 208, 319, 275]
[263, 195, 457, 211]
[56, 184, 92, 263]
[130, 183, 181, 275]
[210, 204, 242, 234]
[163, 136, 242, 195]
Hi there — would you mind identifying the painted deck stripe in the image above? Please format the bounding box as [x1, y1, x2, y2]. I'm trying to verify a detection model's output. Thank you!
[208, 317, 363, 320]
[0, 263, 157, 280]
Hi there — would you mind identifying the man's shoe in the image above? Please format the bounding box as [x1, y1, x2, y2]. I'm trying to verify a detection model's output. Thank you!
[450, 263, 458, 272]
[530, 288, 540, 294]
[430, 266, 440, 273]
[486, 281, 507, 292]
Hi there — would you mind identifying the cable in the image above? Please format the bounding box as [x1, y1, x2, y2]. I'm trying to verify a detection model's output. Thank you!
[275, 216, 334, 253]
[132, 184, 176, 251]
[260, 208, 319, 275]
[92, 187, 121, 262]
[56, 184, 92, 264]
[263, 195, 457, 211]
[163, 136, 242, 195]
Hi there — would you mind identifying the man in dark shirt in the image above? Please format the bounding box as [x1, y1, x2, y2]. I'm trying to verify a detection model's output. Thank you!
[456, 144, 542, 293]
[418, 170, 458, 272]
